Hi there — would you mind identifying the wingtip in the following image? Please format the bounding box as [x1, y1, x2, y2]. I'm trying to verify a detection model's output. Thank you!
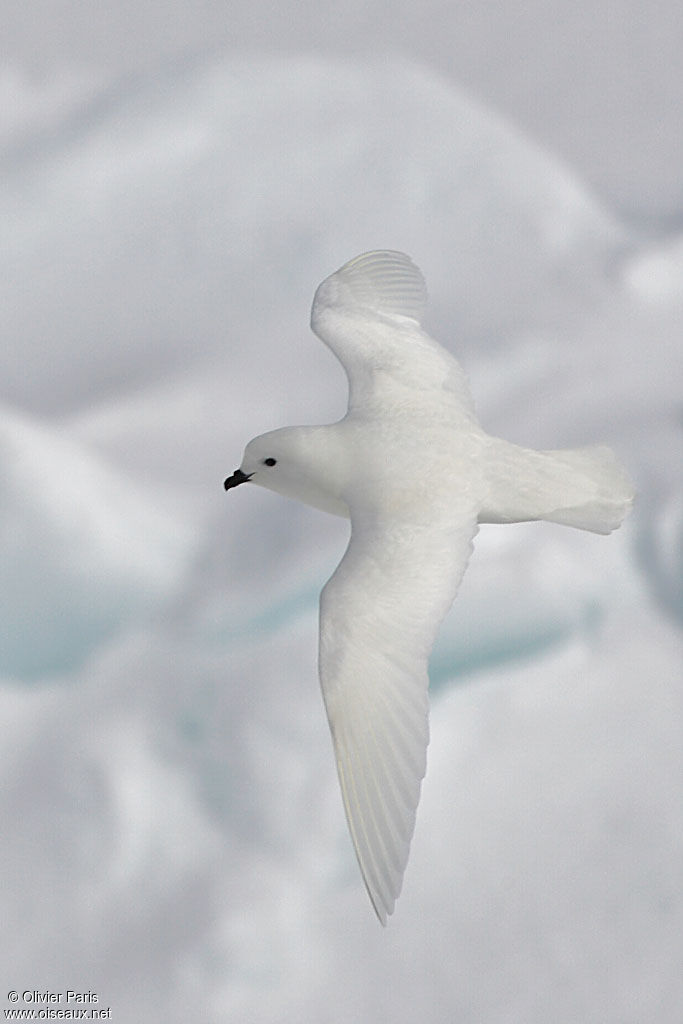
[366, 883, 391, 926]
[312, 249, 428, 325]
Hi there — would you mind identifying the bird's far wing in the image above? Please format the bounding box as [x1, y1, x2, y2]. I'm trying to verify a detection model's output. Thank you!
[310, 250, 476, 417]
[319, 500, 479, 923]
[312, 249, 428, 325]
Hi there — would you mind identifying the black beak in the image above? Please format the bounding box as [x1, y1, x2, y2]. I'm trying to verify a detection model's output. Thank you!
[223, 468, 253, 491]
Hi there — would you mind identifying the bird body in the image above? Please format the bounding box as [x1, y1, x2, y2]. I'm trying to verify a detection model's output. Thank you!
[224, 250, 634, 923]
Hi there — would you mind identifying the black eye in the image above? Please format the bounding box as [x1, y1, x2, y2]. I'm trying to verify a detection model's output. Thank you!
[263, 457, 277, 467]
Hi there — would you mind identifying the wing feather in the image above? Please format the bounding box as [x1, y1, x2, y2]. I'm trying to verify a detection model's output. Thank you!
[309, 250, 483, 919]
[311, 249, 427, 323]
[310, 250, 476, 420]
[319, 509, 479, 922]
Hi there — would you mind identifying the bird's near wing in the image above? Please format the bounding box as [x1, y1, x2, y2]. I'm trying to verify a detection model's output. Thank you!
[319, 502, 479, 923]
[310, 250, 476, 419]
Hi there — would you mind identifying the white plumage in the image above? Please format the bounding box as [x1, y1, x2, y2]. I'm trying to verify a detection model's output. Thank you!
[224, 251, 634, 923]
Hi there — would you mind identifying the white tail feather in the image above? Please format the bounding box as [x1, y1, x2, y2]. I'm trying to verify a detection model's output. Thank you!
[539, 445, 635, 534]
[482, 441, 635, 535]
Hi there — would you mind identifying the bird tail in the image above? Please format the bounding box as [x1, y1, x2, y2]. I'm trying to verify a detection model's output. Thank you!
[538, 445, 635, 534]
[482, 442, 635, 535]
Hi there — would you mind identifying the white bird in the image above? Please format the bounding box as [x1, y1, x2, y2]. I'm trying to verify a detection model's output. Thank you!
[224, 250, 634, 924]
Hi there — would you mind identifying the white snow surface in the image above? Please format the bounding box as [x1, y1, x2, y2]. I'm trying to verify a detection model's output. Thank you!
[1, 52, 681, 1023]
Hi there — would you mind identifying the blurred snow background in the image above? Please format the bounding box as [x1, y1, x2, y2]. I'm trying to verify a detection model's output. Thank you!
[1, 4, 682, 1022]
